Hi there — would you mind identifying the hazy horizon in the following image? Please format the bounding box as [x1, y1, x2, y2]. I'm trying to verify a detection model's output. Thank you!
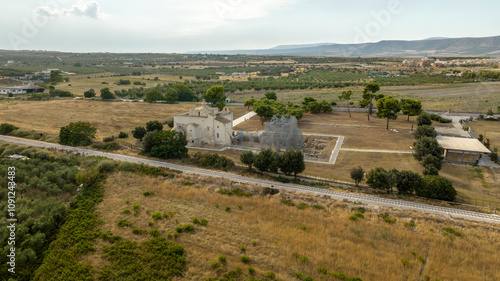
[2, 0, 499, 53]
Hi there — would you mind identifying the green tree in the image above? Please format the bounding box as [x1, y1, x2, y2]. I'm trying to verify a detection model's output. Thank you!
[395, 170, 423, 195]
[401, 99, 423, 121]
[350, 166, 364, 187]
[240, 151, 255, 170]
[254, 149, 275, 172]
[174, 84, 197, 101]
[422, 155, 442, 175]
[59, 121, 96, 146]
[146, 120, 163, 132]
[366, 167, 390, 191]
[320, 100, 332, 112]
[164, 89, 179, 104]
[359, 83, 383, 120]
[416, 112, 432, 126]
[264, 92, 277, 100]
[413, 137, 444, 161]
[285, 103, 305, 120]
[244, 97, 257, 109]
[49, 70, 64, 84]
[279, 150, 305, 178]
[253, 98, 285, 124]
[132, 126, 146, 141]
[204, 85, 225, 106]
[144, 89, 164, 103]
[486, 109, 494, 116]
[338, 90, 353, 118]
[414, 125, 437, 140]
[376, 96, 401, 130]
[216, 100, 226, 111]
[144, 130, 188, 159]
[417, 175, 457, 201]
[100, 88, 115, 100]
[84, 88, 96, 98]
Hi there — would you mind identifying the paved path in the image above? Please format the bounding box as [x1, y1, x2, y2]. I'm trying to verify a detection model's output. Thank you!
[1, 135, 499, 224]
[233, 111, 256, 127]
[340, 148, 413, 154]
[329, 136, 344, 165]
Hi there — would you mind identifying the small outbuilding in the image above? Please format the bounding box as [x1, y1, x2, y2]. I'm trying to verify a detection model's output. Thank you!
[437, 135, 491, 165]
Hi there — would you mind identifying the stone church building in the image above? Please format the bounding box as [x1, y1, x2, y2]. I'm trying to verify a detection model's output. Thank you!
[173, 101, 233, 146]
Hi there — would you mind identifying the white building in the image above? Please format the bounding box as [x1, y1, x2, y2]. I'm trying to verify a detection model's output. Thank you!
[173, 101, 233, 146]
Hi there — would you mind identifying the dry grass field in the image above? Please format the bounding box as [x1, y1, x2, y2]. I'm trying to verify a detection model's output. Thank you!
[467, 120, 500, 149]
[87, 172, 500, 281]
[0, 100, 249, 139]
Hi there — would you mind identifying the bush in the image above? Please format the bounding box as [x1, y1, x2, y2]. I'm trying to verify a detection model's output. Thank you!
[96, 160, 116, 172]
[152, 212, 162, 220]
[218, 188, 253, 197]
[122, 209, 131, 214]
[59, 121, 97, 146]
[225, 206, 231, 212]
[143, 191, 155, 196]
[191, 152, 235, 171]
[248, 266, 255, 275]
[417, 175, 457, 201]
[149, 229, 160, 237]
[182, 224, 195, 232]
[218, 255, 227, 263]
[299, 256, 309, 263]
[118, 131, 128, 138]
[132, 228, 147, 235]
[103, 136, 115, 142]
[211, 261, 219, 269]
[281, 199, 295, 207]
[200, 219, 208, 226]
[240, 256, 250, 263]
[0, 123, 18, 135]
[417, 113, 432, 126]
[92, 142, 119, 151]
[192, 217, 200, 224]
[297, 203, 309, 210]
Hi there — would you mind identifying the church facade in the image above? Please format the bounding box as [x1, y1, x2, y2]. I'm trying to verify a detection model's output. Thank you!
[173, 101, 233, 147]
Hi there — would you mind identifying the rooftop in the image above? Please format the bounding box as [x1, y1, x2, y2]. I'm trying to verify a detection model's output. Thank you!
[437, 136, 491, 153]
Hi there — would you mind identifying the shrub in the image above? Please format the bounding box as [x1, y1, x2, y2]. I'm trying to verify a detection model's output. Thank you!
[297, 203, 309, 210]
[418, 256, 426, 263]
[149, 229, 160, 237]
[443, 227, 462, 237]
[280, 199, 295, 207]
[313, 204, 326, 210]
[122, 209, 131, 214]
[148, 222, 153, 226]
[182, 224, 195, 232]
[173, 232, 180, 238]
[248, 266, 255, 275]
[118, 131, 128, 138]
[354, 212, 365, 219]
[143, 191, 155, 196]
[218, 188, 253, 197]
[200, 219, 208, 226]
[405, 220, 417, 228]
[348, 215, 358, 221]
[117, 219, 133, 228]
[318, 266, 327, 274]
[218, 255, 227, 263]
[97, 160, 116, 172]
[133, 203, 140, 210]
[175, 226, 183, 233]
[240, 256, 250, 263]
[192, 217, 200, 224]
[384, 217, 397, 224]
[297, 225, 307, 231]
[0, 123, 18, 135]
[92, 142, 119, 151]
[240, 246, 246, 252]
[132, 228, 147, 235]
[152, 212, 162, 220]
[225, 206, 231, 212]
[103, 136, 115, 142]
[299, 256, 309, 263]
[183, 180, 193, 186]
[191, 152, 235, 171]
[211, 261, 219, 269]
[266, 271, 276, 279]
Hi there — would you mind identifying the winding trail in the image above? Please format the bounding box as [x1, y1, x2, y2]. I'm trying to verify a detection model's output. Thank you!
[1, 135, 499, 225]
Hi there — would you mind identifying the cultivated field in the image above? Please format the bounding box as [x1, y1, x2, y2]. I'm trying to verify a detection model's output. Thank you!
[87, 172, 500, 281]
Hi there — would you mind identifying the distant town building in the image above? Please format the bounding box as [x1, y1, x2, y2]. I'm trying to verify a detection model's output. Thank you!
[173, 101, 233, 146]
[0, 82, 45, 95]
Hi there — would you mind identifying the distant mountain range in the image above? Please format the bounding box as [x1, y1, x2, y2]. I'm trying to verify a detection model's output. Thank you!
[190, 35, 500, 57]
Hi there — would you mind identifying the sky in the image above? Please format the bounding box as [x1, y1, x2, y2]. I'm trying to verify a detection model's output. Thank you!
[1, 0, 499, 53]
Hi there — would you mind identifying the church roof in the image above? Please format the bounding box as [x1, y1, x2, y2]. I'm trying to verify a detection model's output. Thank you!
[215, 116, 232, 124]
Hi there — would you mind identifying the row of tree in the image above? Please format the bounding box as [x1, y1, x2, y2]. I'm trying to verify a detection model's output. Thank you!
[413, 113, 444, 175]
[350, 166, 456, 201]
[240, 149, 306, 178]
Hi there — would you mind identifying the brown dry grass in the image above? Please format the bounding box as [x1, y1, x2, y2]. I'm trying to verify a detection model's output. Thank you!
[91, 172, 500, 281]
[467, 120, 500, 149]
[0, 99, 248, 139]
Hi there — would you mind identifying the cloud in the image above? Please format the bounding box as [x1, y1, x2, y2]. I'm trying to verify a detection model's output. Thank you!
[34, 1, 103, 19]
